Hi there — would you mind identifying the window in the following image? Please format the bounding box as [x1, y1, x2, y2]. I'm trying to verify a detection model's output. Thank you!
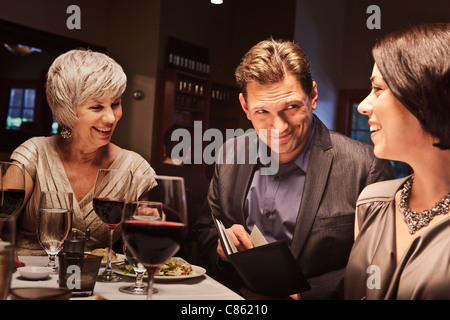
[351, 102, 371, 144]
[0, 19, 106, 154]
[338, 90, 410, 179]
[6, 87, 36, 130]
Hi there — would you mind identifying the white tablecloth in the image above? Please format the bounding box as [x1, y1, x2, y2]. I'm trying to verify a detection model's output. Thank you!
[11, 256, 244, 300]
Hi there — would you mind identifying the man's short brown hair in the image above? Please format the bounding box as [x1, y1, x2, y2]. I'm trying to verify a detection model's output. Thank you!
[235, 38, 313, 100]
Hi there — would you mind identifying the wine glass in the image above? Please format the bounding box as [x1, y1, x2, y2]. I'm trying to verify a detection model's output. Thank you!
[122, 176, 188, 299]
[119, 174, 156, 295]
[119, 242, 149, 295]
[92, 169, 132, 282]
[0, 214, 15, 300]
[0, 162, 25, 216]
[120, 202, 162, 295]
[37, 191, 73, 273]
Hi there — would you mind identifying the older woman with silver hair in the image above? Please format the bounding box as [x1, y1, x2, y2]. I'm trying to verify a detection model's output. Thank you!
[9, 49, 156, 257]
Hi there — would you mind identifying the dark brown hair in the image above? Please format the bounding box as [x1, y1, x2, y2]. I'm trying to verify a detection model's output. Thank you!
[372, 23, 450, 150]
[235, 38, 313, 100]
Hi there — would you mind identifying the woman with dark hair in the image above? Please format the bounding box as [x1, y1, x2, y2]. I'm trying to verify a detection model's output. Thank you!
[344, 23, 450, 299]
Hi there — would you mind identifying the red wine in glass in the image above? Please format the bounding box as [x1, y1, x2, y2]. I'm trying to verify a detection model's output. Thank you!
[122, 176, 188, 299]
[0, 189, 25, 215]
[1, 162, 25, 216]
[92, 168, 132, 282]
[122, 220, 186, 268]
[92, 197, 126, 228]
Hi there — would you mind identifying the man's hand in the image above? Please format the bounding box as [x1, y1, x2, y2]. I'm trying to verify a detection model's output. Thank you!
[217, 224, 254, 261]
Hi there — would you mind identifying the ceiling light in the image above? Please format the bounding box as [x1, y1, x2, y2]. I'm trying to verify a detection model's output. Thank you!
[211, 0, 223, 4]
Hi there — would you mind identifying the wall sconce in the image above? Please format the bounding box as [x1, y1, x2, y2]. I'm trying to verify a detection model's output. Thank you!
[211, 0, 223, 4]
[133, 89, 145, 100]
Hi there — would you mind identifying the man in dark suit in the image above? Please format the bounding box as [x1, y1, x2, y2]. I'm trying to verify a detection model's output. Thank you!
[194, 38, 394, 299]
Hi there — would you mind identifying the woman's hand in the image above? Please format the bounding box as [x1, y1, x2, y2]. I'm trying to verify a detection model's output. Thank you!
[14, 252, 25, 268]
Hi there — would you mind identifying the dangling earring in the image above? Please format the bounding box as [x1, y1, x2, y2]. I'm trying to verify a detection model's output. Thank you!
[59, 126, 73, 139]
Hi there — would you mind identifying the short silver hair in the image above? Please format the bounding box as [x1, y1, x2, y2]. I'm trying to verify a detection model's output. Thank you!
[46, 49, 127, 129]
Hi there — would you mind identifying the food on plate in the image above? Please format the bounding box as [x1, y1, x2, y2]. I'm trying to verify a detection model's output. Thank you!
[90, 248, 118, 262]
[117, 257, 193, 277]
[155, 258, 193, 276]
[117, 261, 141, 275]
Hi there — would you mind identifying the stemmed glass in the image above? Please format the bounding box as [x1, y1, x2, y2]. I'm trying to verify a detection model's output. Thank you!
[37, 191, 73, 273]
[0, 214, 16, 300]
[120, 202, 162, 295]
[122, 176, 188, 299]
[119, 242, 149, 295]
[92, 169, 132, 282]
[119, 174, 156, 295]
[0, 162, 25, 216]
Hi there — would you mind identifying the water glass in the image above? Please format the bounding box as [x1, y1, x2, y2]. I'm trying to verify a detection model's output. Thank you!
[37, 191, 73, 273]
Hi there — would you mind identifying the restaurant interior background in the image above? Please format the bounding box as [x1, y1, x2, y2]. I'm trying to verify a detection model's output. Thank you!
[0, 0, 449, 179]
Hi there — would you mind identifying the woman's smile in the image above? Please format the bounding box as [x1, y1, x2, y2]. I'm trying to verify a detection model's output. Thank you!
[93, 126, 113, 137]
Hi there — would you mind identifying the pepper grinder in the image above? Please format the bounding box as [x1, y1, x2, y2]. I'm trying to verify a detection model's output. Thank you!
[63, 228, 90, 254]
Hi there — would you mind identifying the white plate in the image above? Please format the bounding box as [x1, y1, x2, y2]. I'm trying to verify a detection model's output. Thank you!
[112, 263, 206, 281]
[155, 264, 206, 280]
[17, 266, 52, 280]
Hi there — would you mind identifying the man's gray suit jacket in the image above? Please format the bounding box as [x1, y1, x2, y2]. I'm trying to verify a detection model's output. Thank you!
[195, 116, 394, 299]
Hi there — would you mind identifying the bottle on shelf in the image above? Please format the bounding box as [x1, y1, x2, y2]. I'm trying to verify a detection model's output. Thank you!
[165, 36, 210, 77]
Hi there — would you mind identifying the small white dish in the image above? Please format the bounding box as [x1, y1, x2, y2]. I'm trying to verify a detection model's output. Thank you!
[17, 266, 52, 280]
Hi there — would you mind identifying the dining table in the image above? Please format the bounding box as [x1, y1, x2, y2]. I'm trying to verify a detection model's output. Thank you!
[9, 255, 245, 300]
